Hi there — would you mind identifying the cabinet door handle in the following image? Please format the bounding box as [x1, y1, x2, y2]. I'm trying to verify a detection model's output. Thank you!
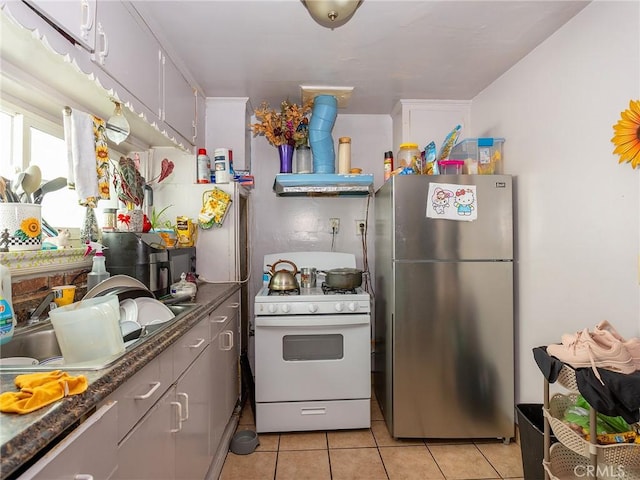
[188, 338, 206, 349]
[177, 392, 189, 421]
[229, 303, 240, 309]
[170, 401, 182, 433]
[211, 315, 227, 324]
[96, 23, 108, 65]
[134, 381, 161, 400]
[220, 330, 233, 351]
[74, 475, 94, 480]
[80, 0, 93, 40]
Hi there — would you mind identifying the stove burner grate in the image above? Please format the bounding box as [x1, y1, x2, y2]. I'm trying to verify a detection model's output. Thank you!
[321, 283, 357, 295]
[268, 288, 300, 296]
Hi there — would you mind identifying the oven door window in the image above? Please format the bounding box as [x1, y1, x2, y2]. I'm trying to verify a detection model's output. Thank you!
[282, 334, 343, 361]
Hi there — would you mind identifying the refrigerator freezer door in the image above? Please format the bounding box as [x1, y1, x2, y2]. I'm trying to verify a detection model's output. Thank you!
[392, 175, 513, 261]
[392, 260, 514, 439]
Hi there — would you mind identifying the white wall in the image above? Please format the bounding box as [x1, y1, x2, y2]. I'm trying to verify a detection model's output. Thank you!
[470, 1, 640, 403]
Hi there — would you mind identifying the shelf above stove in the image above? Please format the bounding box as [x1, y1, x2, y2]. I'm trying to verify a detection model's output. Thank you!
[273, 174, 374, 196]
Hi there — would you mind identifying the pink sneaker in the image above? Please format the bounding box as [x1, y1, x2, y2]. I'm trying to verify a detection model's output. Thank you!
[547, 328, 635, 383]
[562, 321, 640, 371]
[591, 320, 640, 370]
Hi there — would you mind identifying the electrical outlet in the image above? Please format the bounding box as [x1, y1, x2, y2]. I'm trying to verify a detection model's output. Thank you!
[329, 218, 340, 233]
[355, 219, 366, 235]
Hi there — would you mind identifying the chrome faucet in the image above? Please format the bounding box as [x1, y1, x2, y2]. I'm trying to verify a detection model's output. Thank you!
[28, 291, 55, 325]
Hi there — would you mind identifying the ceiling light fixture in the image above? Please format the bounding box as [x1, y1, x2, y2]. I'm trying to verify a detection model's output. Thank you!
[302, 0, 362, 29]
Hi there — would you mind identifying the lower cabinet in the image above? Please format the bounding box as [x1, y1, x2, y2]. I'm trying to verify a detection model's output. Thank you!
[19, 401, 118, 479]
[113, 290, 241, 480]
[174, 344, 213, 480]
[209, 294, 240, 457]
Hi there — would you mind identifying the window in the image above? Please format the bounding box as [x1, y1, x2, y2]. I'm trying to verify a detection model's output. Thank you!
[0, 102, 116, 231]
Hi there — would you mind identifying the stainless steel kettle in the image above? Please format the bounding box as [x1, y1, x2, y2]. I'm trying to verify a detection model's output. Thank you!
[268, 259, 299, 291]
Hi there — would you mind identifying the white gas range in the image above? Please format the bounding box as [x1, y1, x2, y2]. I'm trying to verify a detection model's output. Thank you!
[254, 252, 371, 433]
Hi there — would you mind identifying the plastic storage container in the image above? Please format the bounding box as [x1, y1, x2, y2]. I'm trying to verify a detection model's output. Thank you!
[437, 160, 464, 175]
[397, 143, 422, 174]
[449, 138, 505, 174]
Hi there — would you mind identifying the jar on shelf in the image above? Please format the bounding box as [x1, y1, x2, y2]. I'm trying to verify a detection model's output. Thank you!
[397, 143, 422, 174]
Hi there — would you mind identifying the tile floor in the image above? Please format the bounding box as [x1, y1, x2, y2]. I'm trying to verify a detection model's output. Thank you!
[219, 396, 524, 480]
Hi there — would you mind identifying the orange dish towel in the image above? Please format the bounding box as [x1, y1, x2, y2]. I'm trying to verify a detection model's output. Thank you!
[0, 370, 88, 414]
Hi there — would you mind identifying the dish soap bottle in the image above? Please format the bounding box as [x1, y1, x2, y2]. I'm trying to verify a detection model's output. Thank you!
[0, 264, 16, 345]
[85, 242, 110, 291]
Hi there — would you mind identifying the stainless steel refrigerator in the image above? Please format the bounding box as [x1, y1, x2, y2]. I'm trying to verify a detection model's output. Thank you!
[373, 174, 514, 440]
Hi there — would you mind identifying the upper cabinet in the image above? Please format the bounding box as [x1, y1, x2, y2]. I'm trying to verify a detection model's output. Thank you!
[205, 98, 251, 171]
[93, 1, 162, 122]
[161, 52, 196, 143]
[391, 100, 472, 154]
[1, 1, 200, 151]
[24, 0, 97, 52]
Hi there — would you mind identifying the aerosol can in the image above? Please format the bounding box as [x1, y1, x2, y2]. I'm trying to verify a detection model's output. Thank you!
[85, 241, 110, 291]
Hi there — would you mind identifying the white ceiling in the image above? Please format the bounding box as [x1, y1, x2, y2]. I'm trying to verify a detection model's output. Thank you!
[132, 0, 590, 114]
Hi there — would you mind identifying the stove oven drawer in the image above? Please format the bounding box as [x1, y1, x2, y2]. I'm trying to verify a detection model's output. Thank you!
[255, 314, 370, 402]
[256, 399, 370, 433]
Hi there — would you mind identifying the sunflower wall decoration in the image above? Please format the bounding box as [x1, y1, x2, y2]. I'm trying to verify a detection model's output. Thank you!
[611, 99, 640, 169]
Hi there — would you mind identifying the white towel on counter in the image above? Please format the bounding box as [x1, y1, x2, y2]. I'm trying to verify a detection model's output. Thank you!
[63, 108, 100, 202]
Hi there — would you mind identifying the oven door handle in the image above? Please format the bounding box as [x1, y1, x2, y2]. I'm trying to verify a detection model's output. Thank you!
[254, 315, 369, 328]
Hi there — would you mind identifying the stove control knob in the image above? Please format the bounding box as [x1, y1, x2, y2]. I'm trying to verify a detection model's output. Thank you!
[334, 302, 344, 312]
[308, 304, 318, 313]
[348, 302, 358, 312]
[268, 304, 277, 314]
[281, 304, 291, 313]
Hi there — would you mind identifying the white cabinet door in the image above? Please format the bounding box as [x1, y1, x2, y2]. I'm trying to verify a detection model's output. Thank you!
[209, 295, 240, 456]
[162, 52, 195, 143]
[116, 389, 176, 480]
[174, 345, 213, 480]
[93, 1, 161, 119]
[24, 0, 96, 51]
[20, 401, 118, 480]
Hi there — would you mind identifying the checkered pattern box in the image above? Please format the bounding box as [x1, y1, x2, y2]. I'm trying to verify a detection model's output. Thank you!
[0, 204, 42, 251]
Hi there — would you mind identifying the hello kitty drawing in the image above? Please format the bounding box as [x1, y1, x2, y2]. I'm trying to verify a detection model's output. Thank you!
[454, 188, 475, 216]
[431, 187, 454, 215]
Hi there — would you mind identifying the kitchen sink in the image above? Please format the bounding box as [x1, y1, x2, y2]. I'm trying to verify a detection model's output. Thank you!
[0, 303, 197, 371]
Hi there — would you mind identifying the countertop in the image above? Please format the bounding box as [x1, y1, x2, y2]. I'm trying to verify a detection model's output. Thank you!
[0, 282, 240, 480]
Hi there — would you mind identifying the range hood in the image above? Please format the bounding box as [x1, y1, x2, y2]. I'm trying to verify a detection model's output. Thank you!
[273, 174, 374, 196]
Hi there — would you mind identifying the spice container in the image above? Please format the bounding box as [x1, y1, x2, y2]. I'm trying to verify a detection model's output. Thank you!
[397, 143, 422, 174]
[103, 208, 117, 231]
[384, 151, 394, 181]
[338, 137, 351, 174]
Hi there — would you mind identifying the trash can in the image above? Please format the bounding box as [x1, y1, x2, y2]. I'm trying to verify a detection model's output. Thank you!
[516, 404, 557, 480]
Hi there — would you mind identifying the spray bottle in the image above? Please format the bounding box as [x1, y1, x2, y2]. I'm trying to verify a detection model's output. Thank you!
[85, 241, 111, 291]
[0, 264, 16, 345]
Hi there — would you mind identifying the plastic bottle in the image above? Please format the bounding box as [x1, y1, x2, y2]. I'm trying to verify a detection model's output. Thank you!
[384, 151, 394, 181]
[85, 242, 111, 291]
[213, 148, 230, 184]
[338, 137, 351, 174]
[196, 148, 210, 184]
[0, 264, 16, 345]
